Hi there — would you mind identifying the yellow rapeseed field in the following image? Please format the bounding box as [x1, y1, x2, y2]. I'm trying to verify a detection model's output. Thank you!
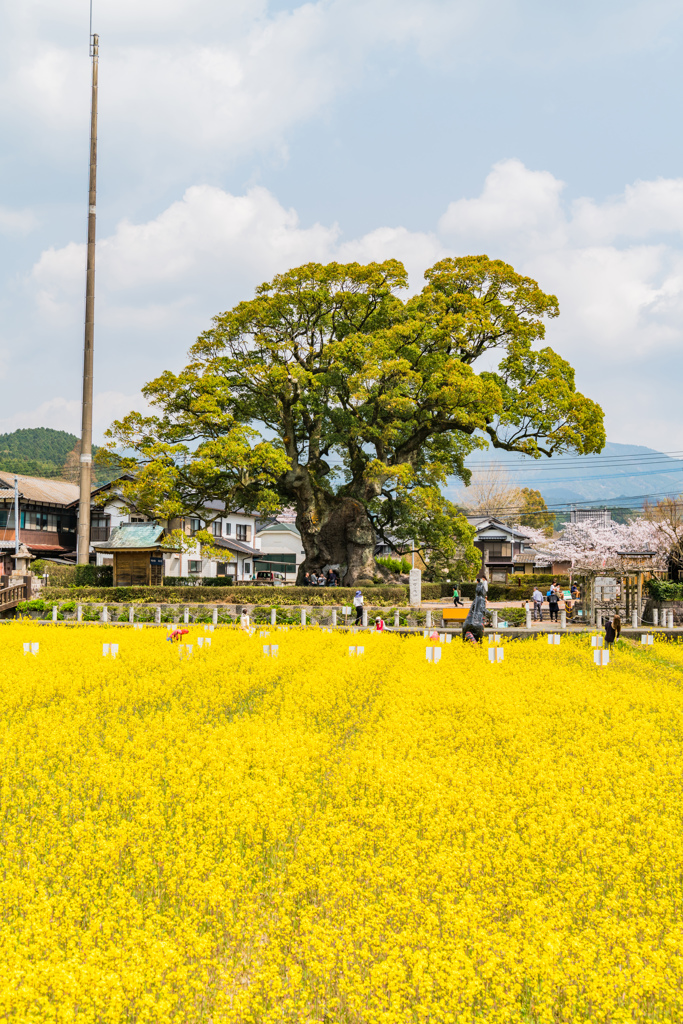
[0, 622, 682, 1023]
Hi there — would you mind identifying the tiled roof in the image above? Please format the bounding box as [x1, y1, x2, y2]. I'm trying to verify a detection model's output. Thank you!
[256, 521, 301, 537]
[0, 472, 82, 506]
[213, 537, 260, 557]
[95, 523, 166, 550]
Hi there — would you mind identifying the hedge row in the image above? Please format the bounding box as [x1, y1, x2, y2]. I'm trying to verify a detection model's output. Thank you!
[40, 584, 413, 606]
[457, 583, 564, 602]
[505, 574, 570, 589]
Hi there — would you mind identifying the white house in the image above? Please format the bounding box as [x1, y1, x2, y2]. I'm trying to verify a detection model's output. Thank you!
[92, 487, 261, 582]
[254, 521, 305, 581]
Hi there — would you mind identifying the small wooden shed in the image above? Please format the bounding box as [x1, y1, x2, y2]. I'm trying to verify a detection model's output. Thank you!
[96, 523, 168, 586]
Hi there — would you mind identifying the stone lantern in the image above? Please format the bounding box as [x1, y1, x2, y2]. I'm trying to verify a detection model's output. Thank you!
[12, 542, 34, 577]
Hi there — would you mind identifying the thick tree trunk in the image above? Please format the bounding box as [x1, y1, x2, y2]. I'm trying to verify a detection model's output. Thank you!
[294, 492, 376, 585]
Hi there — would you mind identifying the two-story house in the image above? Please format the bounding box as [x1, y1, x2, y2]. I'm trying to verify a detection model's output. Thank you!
[92, 490, 261, 582]
[468, 516, 538, 582]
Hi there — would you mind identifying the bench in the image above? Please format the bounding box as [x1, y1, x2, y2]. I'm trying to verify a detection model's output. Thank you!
[441, 608, 469, 622]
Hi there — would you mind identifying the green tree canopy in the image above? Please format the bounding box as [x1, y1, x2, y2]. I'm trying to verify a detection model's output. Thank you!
[518, 487, 556, 535]
[105, 256, 605, 583]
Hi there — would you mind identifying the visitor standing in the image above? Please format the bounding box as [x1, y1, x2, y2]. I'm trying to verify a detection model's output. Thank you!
[353, 589, 364, 625]
[532, 586, 543, 621]
[239, 607, 250, 631]
[548, 587, 559, 622]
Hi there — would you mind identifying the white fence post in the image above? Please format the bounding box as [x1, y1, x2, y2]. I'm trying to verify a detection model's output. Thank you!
[632, 609, 638, 628]
[394, 610, 400, 628]
[77, 604, 82, 623]
[560, 608, 566, 629]
[212, 607, 218, 625]
[155, 606, 161, 625]
[52, 604, 58, 622]
[669, 609, 675, 629]
[425, 610, 432, 629]
[492, 610, 498, 628]
[525, 606, 532, 629]
[129, 606, 134, 623]
[184, 607, 189, 624]
[362, 608, 368, 628]
[300, 608, 306, 627]
[331, 609, 337, 627]
[102, 605, 108, 623]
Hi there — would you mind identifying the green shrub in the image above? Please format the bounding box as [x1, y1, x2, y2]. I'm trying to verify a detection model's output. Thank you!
[74, 565, 113, 587]
[647, 579, 683, 601]
[485, 606, 527, 626]
[506, 573, 570, 589]
[59, 601, 76, 613]
[376, 555, 411, 575]
[162, 576, 235, 588]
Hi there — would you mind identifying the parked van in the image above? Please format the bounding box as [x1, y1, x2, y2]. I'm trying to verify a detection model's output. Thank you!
[253, 570, 286, 586]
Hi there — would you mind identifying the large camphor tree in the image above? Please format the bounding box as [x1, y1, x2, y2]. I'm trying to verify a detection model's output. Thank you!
[105, 256, 605, 584]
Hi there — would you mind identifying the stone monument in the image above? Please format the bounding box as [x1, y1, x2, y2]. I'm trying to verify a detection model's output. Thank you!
[462, 578, 486, 642]
[409, 568, 422, 607]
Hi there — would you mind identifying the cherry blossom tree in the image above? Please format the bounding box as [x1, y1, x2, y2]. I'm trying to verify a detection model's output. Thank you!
[517, 518, 669, 618]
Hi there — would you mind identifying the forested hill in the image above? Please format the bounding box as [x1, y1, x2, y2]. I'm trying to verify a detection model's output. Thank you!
[0, 427, 117, 484]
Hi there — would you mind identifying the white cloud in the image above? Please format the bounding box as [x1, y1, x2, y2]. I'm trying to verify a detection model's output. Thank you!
[0, 391, 149, 440]
[17, 159, 683, 449]
[0, 205, 38, 235]
[0, 0, 492, 175]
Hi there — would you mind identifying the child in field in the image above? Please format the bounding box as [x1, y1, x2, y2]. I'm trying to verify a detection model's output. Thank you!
[167, 628, 189, 642]
[240, 608, 250, 630]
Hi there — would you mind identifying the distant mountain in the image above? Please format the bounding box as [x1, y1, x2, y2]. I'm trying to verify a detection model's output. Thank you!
[0, 427, 118, 485]
[447, 441, 683, 510]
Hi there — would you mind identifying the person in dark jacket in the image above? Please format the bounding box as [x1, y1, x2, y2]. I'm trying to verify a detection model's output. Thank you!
[548, 587, 560, 622]
[604, 615, 621, 646]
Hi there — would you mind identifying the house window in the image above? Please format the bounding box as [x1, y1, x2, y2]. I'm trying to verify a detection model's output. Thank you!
[236, 524, 247, 541]
[130, 515, 147, 523]
[243, 562, 251, 575]
[189, 560, 202, 573]
[225, 522, 231, 535]
[487, 542, 512, 558]
[190, 518, 202, 536]
[212, 520, 222, 537]
[90, 516, 110, 542]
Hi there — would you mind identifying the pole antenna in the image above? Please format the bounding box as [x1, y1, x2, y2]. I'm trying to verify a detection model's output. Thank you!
[77, 26, 98, 564]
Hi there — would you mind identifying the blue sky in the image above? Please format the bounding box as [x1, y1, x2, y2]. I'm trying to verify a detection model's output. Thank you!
[2, 0, 683, 447]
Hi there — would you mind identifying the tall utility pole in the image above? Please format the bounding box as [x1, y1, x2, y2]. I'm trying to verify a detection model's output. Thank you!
[14, 475, 19, 558]
[77, 31, 99, 564]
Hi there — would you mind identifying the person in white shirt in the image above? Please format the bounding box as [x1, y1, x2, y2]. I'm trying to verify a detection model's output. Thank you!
[239, 607, 250, 630]
[353, 590, 364, 625]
